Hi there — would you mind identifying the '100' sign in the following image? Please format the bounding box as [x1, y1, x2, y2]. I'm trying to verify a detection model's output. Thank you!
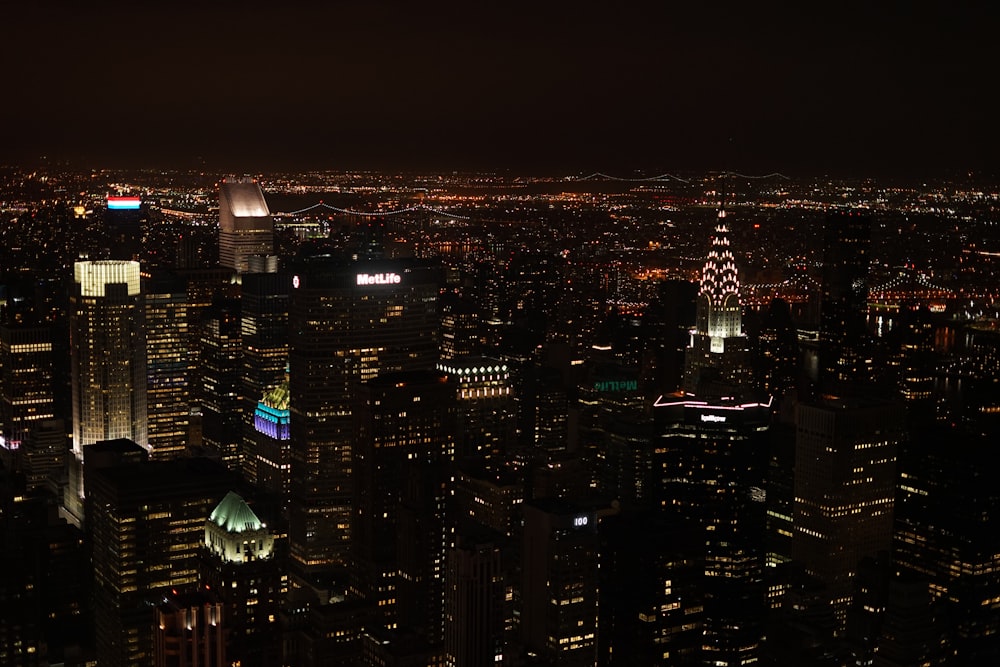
[356, 272, 401, 286]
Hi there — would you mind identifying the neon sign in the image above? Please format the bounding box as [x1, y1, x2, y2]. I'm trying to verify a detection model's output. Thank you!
[593, 380, 638, 392]
[356, 272, 401, 286]
[700, 414, 727, 423]
[107, 196, 141, 210]
[573, 516, 589, 527]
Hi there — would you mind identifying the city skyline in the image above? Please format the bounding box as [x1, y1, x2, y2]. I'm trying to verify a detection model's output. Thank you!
[2, 3, 997, 176]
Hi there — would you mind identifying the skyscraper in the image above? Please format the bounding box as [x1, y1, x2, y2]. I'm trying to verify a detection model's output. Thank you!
[240, 271, 290, 487]
[200, 491, 283, 667]
[70, 260, 147, 454]
[793, 397, 902, 628]
[143, 271, 189, 461]
[218, 178, 273, 274]
[0, 321, 56, 452]
[819, 209, 873, 390]
[682, 209, 749, 395]
[87, 455, 232, 666]
[287, 255, 441, 581]
[66, 260, 147, 523]
[352, 370, 457, 636]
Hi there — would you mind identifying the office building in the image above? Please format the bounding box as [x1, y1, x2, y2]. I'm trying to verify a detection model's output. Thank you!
[200, 491, 282, 667]
[521, 499, 607, 667]
[287, 255, 441, 580]
[70, 260, 147, 453]
[218, 178, 273, 274]
[437, 356, 514, 461]
[104, 195, 145, 262]
[352, 370, 456, 636]
[153, 588, 226, 667]
[819, 209, 873, 390]
[0, 321, 56, 453]
[443, 531, 506, 667]
[66, 260, 146, 523]
[143, 271, 189, 461]
[793, 398, 902, 629]
[199, 299, 243, 470]
[654, 393, 770, 666]
[87, 455, 233, 667]
[240, 271, 290, 487]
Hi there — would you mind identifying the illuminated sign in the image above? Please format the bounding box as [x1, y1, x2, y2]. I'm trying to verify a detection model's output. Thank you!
[573, 515, 589, 527]
[356, 272, 401, 286]
[593, 380, 638, 392]
[292, 275, 300, 289]
[700, 414, 726, 423]
[107, 196, 141, 210]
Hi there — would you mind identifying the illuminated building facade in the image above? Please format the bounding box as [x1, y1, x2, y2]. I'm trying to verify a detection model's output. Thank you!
[287, 256, 441, 581]
[67, 260, 147, 523]
[104, 195, 145, 262]
[240, 271, 290, 488]
[683, 209, 750, 395]
[153, 588, 226, 667]
[250, 379, 291, 502]
[70, 260, 147, 454]
[218, 178, 273, 274]
[521, 500, 604, 667]
[143, 272, 189, 461]
[199, 299, 242, 470]
[200, 491, 282, 667]
[437, 356, 514, 460]
[87, 456, 232, 667]
[654, 394, 770, 666]
[793, 398, 902, 629]
[0, 322, 56, 452]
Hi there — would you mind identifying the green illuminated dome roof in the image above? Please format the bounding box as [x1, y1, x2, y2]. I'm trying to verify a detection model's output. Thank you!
[209, 491, 264, 533]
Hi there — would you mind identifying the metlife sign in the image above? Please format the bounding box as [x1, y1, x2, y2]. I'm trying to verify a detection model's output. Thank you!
[356, 272, 402, 286]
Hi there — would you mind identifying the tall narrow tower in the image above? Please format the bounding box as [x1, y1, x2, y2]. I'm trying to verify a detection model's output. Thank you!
[218, 178, 274, 274]
[67, 260, 147, 524]
[71, 260, 147, 454]
[683, 209, 749, 395]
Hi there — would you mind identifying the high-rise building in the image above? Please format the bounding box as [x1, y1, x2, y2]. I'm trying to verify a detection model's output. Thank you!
[0, 321, 56, 452]
[87, 455, 233, 667]
[200, 491, 282, 667]
[598, 510, 704, 667]
[521, 499, 607, 667]
[249, 378, 291, 503]
[218, 178, 273, 274]
[153, 588, 226, 667]
[67, 260, 147, 523]
[352, 370, 456, 636]
[104, 195, 146, 262]
[70, 260, 147, 453]
[199, 299, 243, 470]
[654, 393, 771, 666]
[793, 397, 902, 629]
[443, 530, 506, 667]
[437, 356, 514, 461]
[683, 209, 750, 395]
[239, 272, 290, 487]
[143, 271, 189, 461]
[287, 256, 441, 580]
[819, 209, 873, 390]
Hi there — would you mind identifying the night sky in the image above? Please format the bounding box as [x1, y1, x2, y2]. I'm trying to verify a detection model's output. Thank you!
[3, 2, 996, 176]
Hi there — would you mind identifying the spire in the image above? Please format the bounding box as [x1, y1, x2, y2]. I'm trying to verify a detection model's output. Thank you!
[698, 208, 741, 308]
